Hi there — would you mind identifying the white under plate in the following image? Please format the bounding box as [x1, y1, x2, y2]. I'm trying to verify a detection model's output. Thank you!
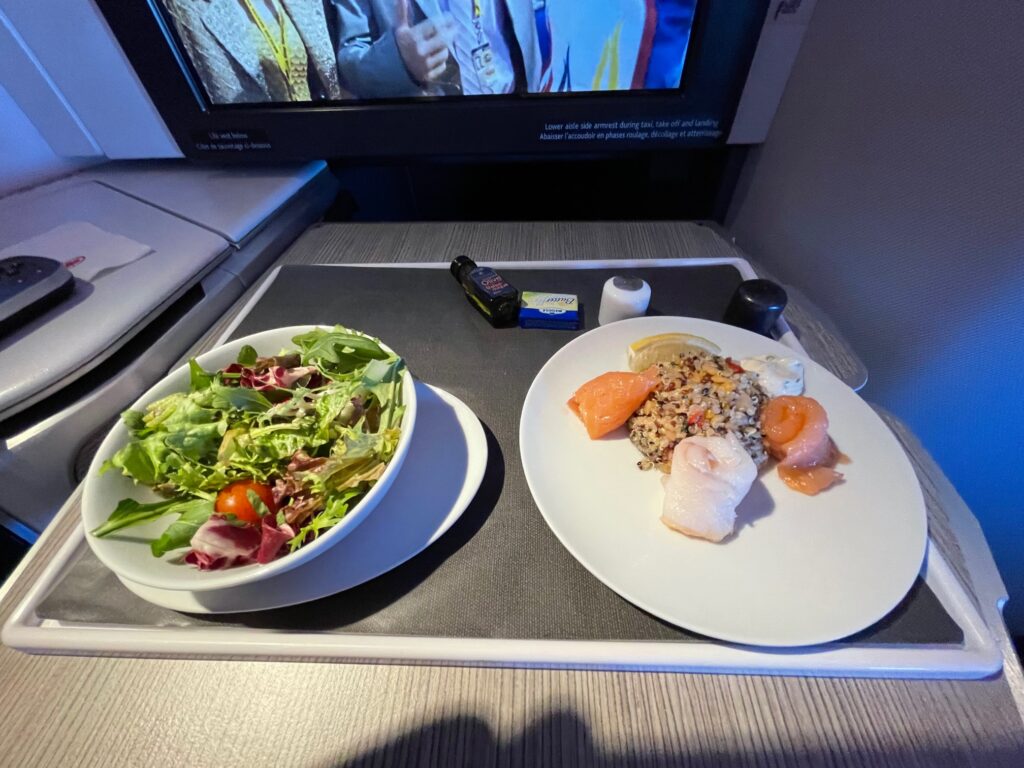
[520, 316, 928, 647]
[117, 383, 486, 613]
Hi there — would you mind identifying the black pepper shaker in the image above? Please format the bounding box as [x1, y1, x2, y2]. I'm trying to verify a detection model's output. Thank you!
[723, 279, 788, 337]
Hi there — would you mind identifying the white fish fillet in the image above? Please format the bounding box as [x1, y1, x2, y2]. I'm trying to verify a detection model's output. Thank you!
[661, 434, 757, 542]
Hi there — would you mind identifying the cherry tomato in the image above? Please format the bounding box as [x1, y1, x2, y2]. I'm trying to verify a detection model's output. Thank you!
[214, 480, 276, 525]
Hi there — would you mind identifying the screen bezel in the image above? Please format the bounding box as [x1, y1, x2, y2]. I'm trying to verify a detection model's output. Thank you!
[97, 0, 770, 160]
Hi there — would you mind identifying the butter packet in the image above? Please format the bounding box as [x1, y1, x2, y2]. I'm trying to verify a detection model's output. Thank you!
[518, 291, 581, 330]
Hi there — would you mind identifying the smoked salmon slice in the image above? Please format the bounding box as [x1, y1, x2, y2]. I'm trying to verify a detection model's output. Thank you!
[762, 395, 844, 495]
[777, 463, 844, 496]
[568, 368, 660, 439]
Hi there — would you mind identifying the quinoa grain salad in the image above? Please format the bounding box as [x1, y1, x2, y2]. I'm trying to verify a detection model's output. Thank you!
[627, 353, 768, 471]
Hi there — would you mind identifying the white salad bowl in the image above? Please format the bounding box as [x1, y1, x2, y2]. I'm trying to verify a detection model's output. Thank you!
[82, 325, 417, 592]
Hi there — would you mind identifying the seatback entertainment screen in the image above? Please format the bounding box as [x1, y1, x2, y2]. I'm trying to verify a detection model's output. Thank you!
[159, 0, 697, 105]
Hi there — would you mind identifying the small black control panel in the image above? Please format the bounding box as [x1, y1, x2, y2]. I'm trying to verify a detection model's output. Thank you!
[0, 256, 75, 336]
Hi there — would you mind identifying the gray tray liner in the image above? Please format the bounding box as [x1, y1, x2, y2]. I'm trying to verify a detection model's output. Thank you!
[37, 265, 961, 646]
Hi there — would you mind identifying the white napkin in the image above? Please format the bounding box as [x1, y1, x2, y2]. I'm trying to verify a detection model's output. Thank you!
[0, 221, 153, 282]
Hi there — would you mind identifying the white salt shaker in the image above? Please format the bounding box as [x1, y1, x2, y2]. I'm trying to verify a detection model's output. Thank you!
[598, 276, 651, 325]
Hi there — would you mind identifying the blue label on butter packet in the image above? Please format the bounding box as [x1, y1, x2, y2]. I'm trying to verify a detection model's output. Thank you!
[518, 291, 580, 330]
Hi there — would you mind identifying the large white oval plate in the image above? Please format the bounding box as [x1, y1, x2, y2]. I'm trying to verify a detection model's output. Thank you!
[520, 316, 927, 647]
[83, 325, 416, 592]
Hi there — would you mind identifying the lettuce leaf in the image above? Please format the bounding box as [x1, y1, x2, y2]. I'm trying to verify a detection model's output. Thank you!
[163, 421, 225, 463]
[100, 434, 170, 486]
[91, 496, 212, 539]
[149, 500, 216, 556]
[361, 357, 405, 430]
[236, 344, 258, 366]
[189, 360, 213, 392]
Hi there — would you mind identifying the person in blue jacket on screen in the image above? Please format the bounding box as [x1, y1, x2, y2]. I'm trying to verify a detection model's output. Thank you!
[530, 0, 695, 94]
[645, 0, 696, 90]
[330, 0, 541, 98]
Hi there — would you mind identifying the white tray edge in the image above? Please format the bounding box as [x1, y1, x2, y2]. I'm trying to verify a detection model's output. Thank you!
[1, 525, 1002, 679]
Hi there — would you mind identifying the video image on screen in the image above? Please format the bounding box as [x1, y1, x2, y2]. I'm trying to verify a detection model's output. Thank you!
[159, 0, 697, 105]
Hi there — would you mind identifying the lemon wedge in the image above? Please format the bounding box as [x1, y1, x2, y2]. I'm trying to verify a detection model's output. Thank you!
[627, 333, 722, 371]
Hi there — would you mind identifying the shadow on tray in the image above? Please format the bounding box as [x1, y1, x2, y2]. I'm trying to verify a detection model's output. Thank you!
[200, 424, 505, 630]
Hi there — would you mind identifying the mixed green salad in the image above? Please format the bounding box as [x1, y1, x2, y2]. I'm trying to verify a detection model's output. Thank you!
[90, 327, 406, 570]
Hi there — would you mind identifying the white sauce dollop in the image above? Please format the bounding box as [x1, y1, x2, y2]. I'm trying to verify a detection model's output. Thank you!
[739, 355, 805, 397]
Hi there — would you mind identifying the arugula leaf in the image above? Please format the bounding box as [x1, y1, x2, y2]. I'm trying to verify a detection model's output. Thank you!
[210, 385, 272, 413]
[91, 497, 211, 538]
[149, 500, 215, 557]
[189, 359, 213, 392]
[292, 327, 389, 374]
[246, 488, 271, 518]
[289, 490, 359, 551]
[237, 344, 258, 366]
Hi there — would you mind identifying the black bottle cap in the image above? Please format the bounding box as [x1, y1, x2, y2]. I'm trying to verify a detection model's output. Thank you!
[723, 279, 788, 337]
[450, 255, 476, 280]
